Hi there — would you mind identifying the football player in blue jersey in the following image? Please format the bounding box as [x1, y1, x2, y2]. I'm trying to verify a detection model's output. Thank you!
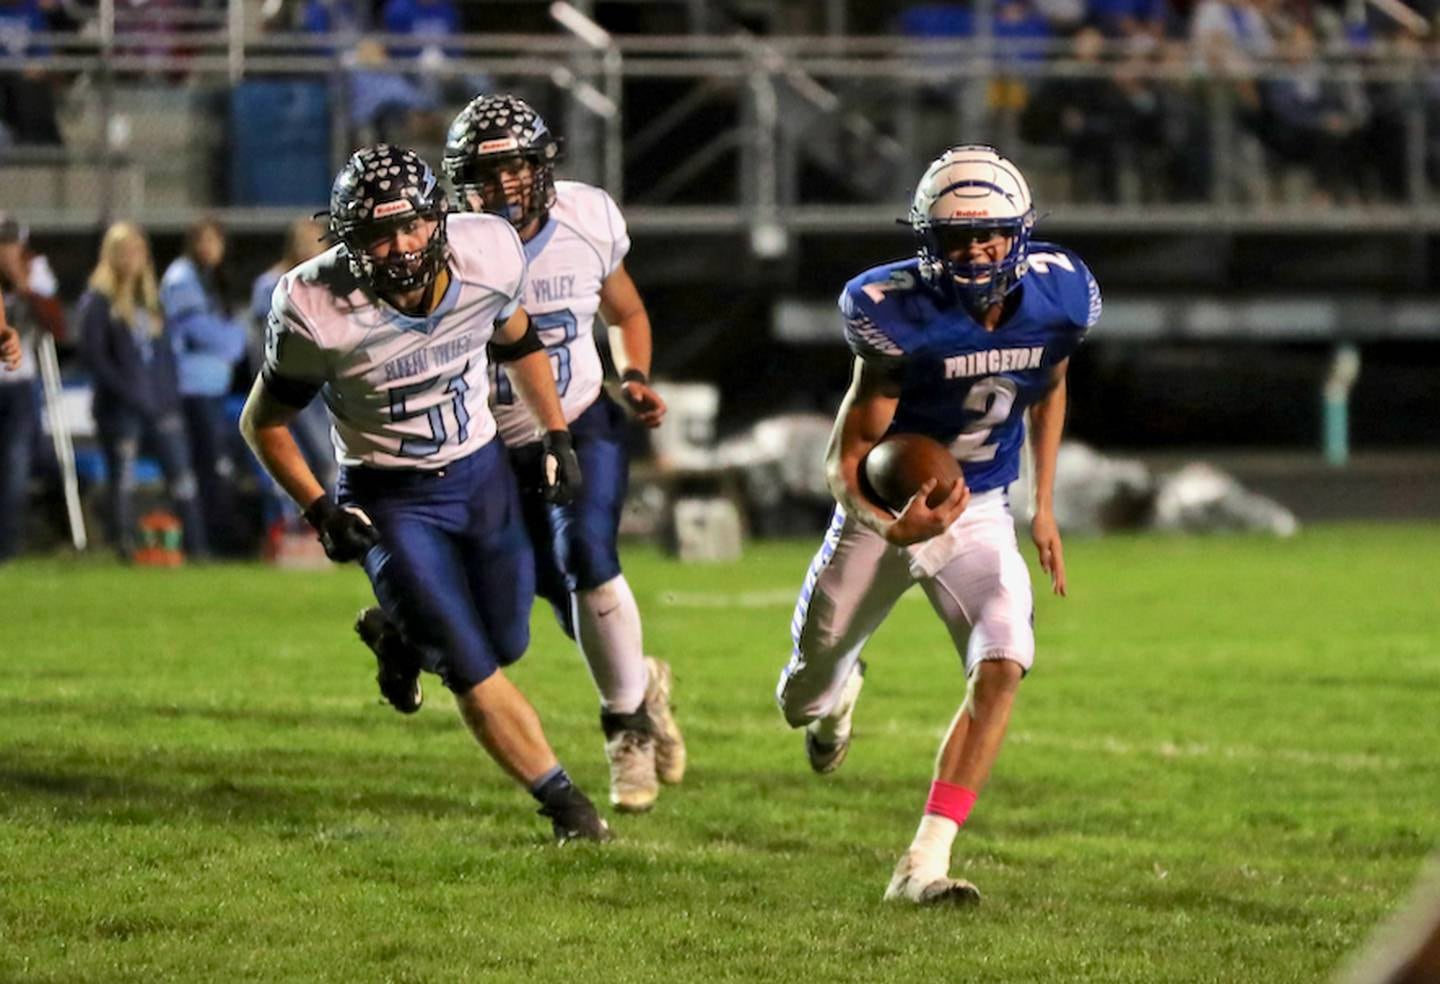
[240, 145, 611, 843]
[353, 95, 685, 816]
[775, 146, 1101, 904]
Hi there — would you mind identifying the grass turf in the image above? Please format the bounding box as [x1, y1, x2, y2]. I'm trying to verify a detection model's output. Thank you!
[2, 524, 1437, 983]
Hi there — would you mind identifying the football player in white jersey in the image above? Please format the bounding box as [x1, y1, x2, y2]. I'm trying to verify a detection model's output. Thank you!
[775, 147, 1100, 903]
[355, 94, 685, 816]
[240, 145, 610, 843]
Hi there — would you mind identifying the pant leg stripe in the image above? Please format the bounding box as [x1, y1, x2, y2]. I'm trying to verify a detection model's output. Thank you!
[789, 506, 846, 654]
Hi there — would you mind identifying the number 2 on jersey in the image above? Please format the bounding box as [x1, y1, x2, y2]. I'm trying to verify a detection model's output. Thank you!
[492, 309, 579, 405]
[948, 376, 1018, 462]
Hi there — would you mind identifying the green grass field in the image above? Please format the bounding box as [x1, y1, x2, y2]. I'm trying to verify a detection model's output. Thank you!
[3, 525, 1438, 983]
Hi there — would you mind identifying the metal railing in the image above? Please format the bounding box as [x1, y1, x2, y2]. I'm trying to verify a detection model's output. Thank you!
[4, 19, 1440, 241]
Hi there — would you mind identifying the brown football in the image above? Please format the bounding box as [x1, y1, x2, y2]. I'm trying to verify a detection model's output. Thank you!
[862, 433, 964, 512]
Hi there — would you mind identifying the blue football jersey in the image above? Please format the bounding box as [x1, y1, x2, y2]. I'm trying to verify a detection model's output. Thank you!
[840, 241, 1101, 494]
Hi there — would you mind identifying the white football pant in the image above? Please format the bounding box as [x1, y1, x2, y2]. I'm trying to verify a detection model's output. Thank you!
[776, 489, 1035, 728]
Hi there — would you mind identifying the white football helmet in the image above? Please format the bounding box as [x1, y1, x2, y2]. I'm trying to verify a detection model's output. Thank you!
[908, 145, 1037, 308]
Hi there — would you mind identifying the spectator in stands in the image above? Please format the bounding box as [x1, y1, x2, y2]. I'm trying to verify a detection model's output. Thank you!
[161, 217, 247, 554]
[248, 217, 335, 511]
[1033, 0, 1087, 34]
[381, 0, 460, 58]
[374, 0, 490, 125]
[1190, 0, 1275, 199]
[1145, 37, 1215, 201]
[1357, 26, 1423, 202]
[1088, 0, 1171, 42]
[268, 0, 362, 55]
[1191, 0, 1273, 97]
[0, 0, 63, 146]
[0, 216, 64, 562]
[298, 0, 362, 33]
[1023, 26, 1136, 202]
[345, 37, 441, 145]
[1259, 21, 1367, 203]
[79, 222, 209, 560]
[896, 1, 1054, 145]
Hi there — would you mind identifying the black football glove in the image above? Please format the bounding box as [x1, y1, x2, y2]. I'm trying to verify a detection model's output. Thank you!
[303, 493, 380, 563]
[541, 430, 583, 506]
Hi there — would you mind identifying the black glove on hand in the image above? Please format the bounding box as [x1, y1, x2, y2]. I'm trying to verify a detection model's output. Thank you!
[303, 493, 380, 563]
[541, 430, 583, 506]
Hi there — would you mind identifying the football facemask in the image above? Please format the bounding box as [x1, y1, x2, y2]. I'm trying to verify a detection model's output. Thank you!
[352, 215, 447, 296]
[451, 156, 541, 226]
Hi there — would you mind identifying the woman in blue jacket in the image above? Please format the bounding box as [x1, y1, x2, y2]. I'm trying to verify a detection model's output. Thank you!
[162, 218, 247, 553]
[78, 222, 209, 559]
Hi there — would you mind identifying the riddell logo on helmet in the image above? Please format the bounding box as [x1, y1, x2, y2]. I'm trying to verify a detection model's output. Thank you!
[372, 200, 414, 219]
[478, 137, 520, 154]
[952, 209, 991, 217]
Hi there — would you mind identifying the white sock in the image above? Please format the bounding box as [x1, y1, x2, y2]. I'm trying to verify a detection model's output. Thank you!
[907, 814, 959, 881]
[571, 574, 648, 714]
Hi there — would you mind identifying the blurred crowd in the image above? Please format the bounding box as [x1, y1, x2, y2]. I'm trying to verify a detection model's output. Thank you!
[898, 0, 1440, 204]
[0, 211, 331, 564]
[3, 0, 1440, 205]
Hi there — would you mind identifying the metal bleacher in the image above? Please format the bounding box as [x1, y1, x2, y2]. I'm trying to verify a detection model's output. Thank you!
[5, 0, 1440, 235]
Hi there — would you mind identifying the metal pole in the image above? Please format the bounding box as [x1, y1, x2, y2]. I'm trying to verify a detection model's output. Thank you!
[603, 47, 623, 201]
[228, 0, 245, 84]
[98, 0, 116, 227]
[747, 53, 785, 258]
[37, 333, 87, 551]
[549, 2, 614, 188]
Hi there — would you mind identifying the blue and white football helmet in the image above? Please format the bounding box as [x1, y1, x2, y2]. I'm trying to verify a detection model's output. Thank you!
[908, 145, 1037, 308]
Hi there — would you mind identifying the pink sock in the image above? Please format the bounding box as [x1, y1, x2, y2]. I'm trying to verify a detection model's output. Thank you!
[924, 780, 978, 827]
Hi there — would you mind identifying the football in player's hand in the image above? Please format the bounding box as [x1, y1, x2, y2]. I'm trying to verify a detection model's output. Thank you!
[862, 433, 964, 512]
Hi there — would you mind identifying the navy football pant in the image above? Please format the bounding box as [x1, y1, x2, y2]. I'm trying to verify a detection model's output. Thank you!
[337, 438, 535, 694]
[509, 395, 629, 638]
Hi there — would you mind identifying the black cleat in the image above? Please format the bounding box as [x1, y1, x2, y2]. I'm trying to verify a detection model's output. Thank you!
[354, 606, 423, 714]
[537, 786, 613, 844]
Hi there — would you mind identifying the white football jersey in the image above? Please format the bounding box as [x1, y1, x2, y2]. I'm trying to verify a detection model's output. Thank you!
[264, 213, 527, 469]
[490, 180, 631, 447]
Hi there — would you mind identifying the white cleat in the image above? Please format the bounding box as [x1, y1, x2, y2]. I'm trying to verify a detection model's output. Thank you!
[883, 851, 981, 906]
[644, 657, 686, 786]
[805, 659, 866, 774]
[604, 726, 658, 814]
